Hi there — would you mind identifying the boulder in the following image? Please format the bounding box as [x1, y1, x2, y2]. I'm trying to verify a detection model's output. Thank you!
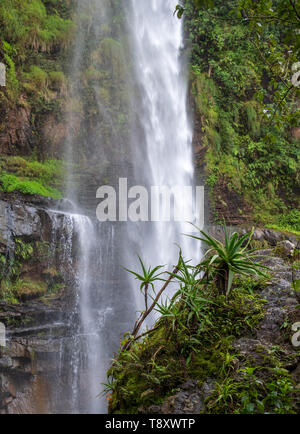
[0, 357, 13, 369]
[277, 240, 296, 257]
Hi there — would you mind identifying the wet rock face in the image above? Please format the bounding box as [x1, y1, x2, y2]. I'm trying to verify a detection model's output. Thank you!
[0, 298, 68, 414]
[231, 253, 300, 408]
[0, 289, 78, 414]
[0, 196, 55, 251]
[147, 379, 216, 414]
[0, 193, 77, 413]
[253, 252, 300, 345]
[0, 102, 68, 160]
[208, 225, 298, 247]
[277, 240, 296, 257]
[0, 194, 78, 288]
[0, 105, 34, 156]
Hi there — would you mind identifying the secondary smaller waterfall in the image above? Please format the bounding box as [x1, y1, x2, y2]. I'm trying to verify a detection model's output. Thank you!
[47, 209, 109, 413]
[72, 215, 107, 414]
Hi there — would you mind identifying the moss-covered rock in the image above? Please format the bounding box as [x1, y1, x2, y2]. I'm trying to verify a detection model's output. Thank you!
[107, 246, 300, 414]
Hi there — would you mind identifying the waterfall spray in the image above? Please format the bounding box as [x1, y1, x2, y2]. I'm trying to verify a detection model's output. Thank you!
[52, 0, 199, 414]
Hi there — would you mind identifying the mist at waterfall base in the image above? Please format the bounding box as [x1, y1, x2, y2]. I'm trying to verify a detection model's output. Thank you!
[48, 0, 200, 414]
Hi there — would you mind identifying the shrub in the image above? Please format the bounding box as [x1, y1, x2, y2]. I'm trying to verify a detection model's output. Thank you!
[278, 210, 300, 232]
[0, 157, 64, 199]
[0, 173, 62, 199]
[189, 225, 268, 297]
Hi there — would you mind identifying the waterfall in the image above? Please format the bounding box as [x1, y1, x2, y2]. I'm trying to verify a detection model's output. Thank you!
[125, 0, 199, 301]
[54, 0, 132, 414]
[71, 214, 109, 414]
[48, 0, 199, 414]
[47, 209, 116, 413]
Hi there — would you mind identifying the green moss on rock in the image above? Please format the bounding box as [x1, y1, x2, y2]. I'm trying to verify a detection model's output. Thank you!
[107, 283, 267, 414]
[0, 156, 65, 199]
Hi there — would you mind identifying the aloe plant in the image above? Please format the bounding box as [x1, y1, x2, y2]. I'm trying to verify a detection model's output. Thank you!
[125, 256, 165, 310]
[187, 225, 269, 298]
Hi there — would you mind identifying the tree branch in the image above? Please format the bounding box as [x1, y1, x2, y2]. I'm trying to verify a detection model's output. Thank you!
[289, 0, 300, 22]
[133, 325, 160, 343]
[271, 84, 294, 122]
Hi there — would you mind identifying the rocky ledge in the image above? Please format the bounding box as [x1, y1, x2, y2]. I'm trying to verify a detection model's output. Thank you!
[0, 298, 69, 413]
[0, 193, 77, 413]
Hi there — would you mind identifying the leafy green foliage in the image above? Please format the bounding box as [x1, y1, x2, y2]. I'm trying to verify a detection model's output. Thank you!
[1, 278, 47, 303]
[188, 225, 268, 296]
[0, 0, 73, 117]
[125, 257, 165, 310]
[278, 210, 300, 232]
[106, 228, 283, 413]
[107, 281, 267, 413]
[0, 0, 74, 53]
[107, 227, 298, 414]
[183, 0, 300, 226]
[0, 156, 65, 199]
[0, 173, 62, 199]
[208, 367, 295, 414]
[0, 238, 34, 303]
[0, 238, 61, 304]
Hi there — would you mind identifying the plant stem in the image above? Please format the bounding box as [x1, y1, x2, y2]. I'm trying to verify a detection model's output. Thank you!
[122, 267, 179, 351]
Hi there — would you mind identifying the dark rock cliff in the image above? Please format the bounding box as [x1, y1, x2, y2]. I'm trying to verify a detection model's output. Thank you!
[0, 193, 76, 413]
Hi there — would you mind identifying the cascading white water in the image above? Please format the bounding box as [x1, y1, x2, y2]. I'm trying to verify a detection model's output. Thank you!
[126, 0, 199, 290]
[72, 214, 108, 414]
[47, 208, 111, 413]
[52, 0, 126, 414]
[48, 0, 199, 414]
